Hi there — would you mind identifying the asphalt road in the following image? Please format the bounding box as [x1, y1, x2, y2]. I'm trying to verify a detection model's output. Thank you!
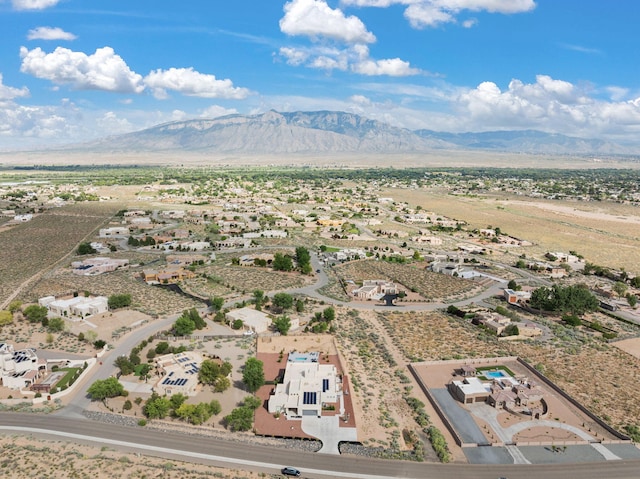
[1, 413, 639, 479]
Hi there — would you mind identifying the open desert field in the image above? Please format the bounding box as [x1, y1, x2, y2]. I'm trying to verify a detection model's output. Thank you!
[0, 203, 117, 308]
[0, 435, 266, 479]
[3, 150, 640, 169]
[384, 188, 640, 273]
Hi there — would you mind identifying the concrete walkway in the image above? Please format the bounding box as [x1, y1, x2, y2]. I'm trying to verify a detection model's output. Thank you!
[468, 403, 622, 462]
[300, 415, 358, 454]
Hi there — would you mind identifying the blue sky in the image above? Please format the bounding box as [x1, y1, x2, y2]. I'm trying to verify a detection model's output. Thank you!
[1, 0, 639, 149]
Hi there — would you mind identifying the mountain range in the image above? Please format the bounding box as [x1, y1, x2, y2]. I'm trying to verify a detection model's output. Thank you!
[80, 110, 636, 156]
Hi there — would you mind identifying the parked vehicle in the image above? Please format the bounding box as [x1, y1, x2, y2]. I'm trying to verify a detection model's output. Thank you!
[281, 466, 301, 477]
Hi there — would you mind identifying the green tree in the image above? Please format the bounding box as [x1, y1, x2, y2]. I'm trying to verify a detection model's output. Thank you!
[87, 377, 125, 401]
[613, 281, 628, 298]
[77, 242, 97, 255]
[242, 357, 265, 393]
[295, 246, 312, 274]
[295, 299, 304, 313]
[23, 304, 48, 323]
[232, 319, 243, 330]
[272, 292, 293, 311]
[562, 314, 582, 326]
[210, 296, 225, 312]
[243, 395, 262, 410]
[530, 284, 598, 316]
[322, 307, 336, 322]
[143, 393, 171, 419]
[8, 300, 22, 314]
[155, 341, 170, 354]
[115, 356, 135, 375]
[253, 290, 265, 311]
[224, 406, 254, 432]
[48, 317, 65, 332]
[214, 376, 231, 392]
[208, 399, 222, 415]
[626, 293, 637, 308]
[183, 308, 206, 329]
[503, 324, 519, 336]
[170, 393, 188, 410]
[273, 315, 291, 335]
[0, 310, 13, 328]
[507, 279, 520, 291]
[173, 315, 196, 336]
[198, 359, 221, 385]
[272, 252, 293, 272]
[108, 294, 132, 309]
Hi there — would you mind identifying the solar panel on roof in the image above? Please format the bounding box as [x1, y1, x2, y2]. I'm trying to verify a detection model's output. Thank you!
[303, 392, 317, 405]
[323, 379, 329, 392]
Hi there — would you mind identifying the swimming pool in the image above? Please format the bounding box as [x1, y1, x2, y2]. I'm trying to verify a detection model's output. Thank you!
[485, 370, 506, 379]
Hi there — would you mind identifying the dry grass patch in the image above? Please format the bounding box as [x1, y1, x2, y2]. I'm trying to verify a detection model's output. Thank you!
[383, 188, 640, 272]
[192, 264, 311, 296]
[334, 260, 480, 302]
[0, 203, 116, 305]
[378, 311, 503, 362]
[0, 435, 265, 479]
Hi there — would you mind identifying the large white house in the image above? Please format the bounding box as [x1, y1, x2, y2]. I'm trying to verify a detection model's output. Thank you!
[39, 295, 108, 319]
[0, 343, 47, 390]
[268, 352, 342, 418]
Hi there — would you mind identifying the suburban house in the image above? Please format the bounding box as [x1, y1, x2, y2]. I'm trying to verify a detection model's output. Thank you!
[0, 343, 47, 390]
[225, 307, 272, 334]
[268, 352, 342, 418]
[142, 266, 195, 284]
[71, 257, 129, 276]
[352, 280, 397, 300]
[39, 295, 108, 319]
[99, 226, 130, 238]
[154, 351, 203, 396]
[430, 261, 465, 276]
[449, 368, 546, 417]
[503, 288, 532, 305]
[214, 238, 252, 250]
[165, 254, 208, 266]
[238, 253, 274, 267]
[243, 229, 288, 239]
[411, 235, 443, 245]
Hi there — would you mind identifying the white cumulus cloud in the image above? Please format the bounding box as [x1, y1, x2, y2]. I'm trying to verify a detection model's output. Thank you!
[27, 27, 77, 41]
[0, 73, 30, 102]
[12, 0, 60, 10]
[279, 44, 420, 76]
[20, 46, 145, 93]
[454, 75, 640, 137]
[341, 0, 536, 28]
[353, 55, 421, 77]
[143, 67, 251, 100]
[281, 0, 376, 43]
[200, 105, 239, 119]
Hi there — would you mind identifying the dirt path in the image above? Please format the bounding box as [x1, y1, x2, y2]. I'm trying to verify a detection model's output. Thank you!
[357, 309, 466, 462]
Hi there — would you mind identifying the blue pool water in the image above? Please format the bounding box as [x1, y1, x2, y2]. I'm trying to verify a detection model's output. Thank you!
[485, 370, 506, 379]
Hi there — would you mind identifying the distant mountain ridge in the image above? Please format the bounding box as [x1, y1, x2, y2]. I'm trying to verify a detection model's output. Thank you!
[81, 110, 636, 155]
